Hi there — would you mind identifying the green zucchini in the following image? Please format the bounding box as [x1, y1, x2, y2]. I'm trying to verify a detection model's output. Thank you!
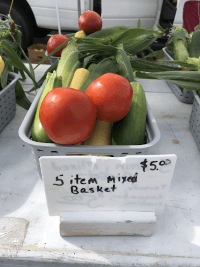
[111, 81, 147, 145]
[79, 57, 119, 92]
[31, 71, 62, 143]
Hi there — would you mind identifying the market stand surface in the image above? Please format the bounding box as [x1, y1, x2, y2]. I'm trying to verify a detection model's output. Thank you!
[0, 64, 200, 267]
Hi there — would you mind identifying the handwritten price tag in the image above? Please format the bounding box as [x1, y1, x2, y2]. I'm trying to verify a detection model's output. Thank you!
[40, 155, 177, 216]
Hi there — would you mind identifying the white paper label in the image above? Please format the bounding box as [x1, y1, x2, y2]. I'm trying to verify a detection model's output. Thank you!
[40, 155, 177, 216]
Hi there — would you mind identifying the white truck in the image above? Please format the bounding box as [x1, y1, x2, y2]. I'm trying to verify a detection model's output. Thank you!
[0, 0, 185, 51]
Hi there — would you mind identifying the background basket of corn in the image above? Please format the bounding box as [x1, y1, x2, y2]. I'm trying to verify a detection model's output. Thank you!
[163, 47, 194, 104]
[0, 72, 19, 132]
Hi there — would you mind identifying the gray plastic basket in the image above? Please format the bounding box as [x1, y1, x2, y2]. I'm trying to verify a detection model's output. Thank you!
[162, 47, 194, 104]
[19, 81, 161, 178]
[189, 90, 200, 151]
[0, 72, 19, 132]
[45, 50, 60, 65]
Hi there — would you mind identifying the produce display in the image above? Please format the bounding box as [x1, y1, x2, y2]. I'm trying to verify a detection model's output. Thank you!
[165, 25, 200, 97]
[2, 10, 200, 149]
[31, 11, 162, 147]
[29, 11, 200, 148]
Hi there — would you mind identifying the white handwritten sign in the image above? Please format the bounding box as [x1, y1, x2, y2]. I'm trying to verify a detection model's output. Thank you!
[40, 155, 177, 216]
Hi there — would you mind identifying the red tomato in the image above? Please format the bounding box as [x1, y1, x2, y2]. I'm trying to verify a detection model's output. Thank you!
[78, 10, 102, 33]
[39, 88, 97, 145]
[47, 34, 69, 57]
[85, 73, 133, 122]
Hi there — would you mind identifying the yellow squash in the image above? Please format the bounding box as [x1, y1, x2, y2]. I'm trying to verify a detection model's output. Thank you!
[0, 56, 5, 76]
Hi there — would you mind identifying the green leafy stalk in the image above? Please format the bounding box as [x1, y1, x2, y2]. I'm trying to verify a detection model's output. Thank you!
[130, 56, 182, 72]
[111, 28, 163, 47]
[144, 49, 164, 58]
[147, 70, 200, 91]
[15, 80, 31, 110]
[123, 33, 163, 55]
[116, 45, 134, 82]
[9, 31, 35, 78]
[26, 58, 59, 93]
[0, 40, 38, 87]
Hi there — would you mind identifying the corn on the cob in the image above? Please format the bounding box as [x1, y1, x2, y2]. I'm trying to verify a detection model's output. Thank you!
[189, 26, 200, 58]
[171, 26, 189, 61]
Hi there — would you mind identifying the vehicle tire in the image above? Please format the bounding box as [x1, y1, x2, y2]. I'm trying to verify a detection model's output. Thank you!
[34, 27, 52, 38]
[0, 1, 35, 52]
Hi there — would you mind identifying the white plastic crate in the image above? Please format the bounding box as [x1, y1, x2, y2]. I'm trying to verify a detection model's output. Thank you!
[162, 47, 194, 104]
[19, 81, 161, 177]
[189, 90, 200, 151]
[0, 72, 19, 132]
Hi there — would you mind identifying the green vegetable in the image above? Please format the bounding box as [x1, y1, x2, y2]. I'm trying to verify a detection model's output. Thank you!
[61, 51, 82, 87]
[87, 62, 97, 72]
[111, 81, 147, 145]
[0, 40, 37, 86]
[189, 26, 200, 58]
[111, 28, 163, 47]
[116, 45, 134, 82]
[31, 71, 62, 143]
[123, 33, 162, 55]
[147, 70, 200, 91]
[86, 25, 129, 40]
[0, 28, 11, 39]
[56, 38, 77, 79]
[79, 57, 119, 92]
[171, 26, 189, 61]
[15, 80, 32, 110]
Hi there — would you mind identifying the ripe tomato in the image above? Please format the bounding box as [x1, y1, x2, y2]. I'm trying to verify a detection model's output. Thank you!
[39, 88, 97, 145]
[47, 34, 69, 57]
[85, 73, 133, 122]
[78, 10, 102, 33]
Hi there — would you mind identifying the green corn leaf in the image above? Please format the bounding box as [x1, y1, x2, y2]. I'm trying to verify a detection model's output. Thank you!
[159, 59, 199, 70]
[78, 42, 117, 59]
[111, 28, 163, 47]
[26, 58, 59, 93]
[123, 34, 162, 55]
[144, 49, 164, 58]
[16, 97, 31, 110]
[117, 45, 134, 82]
[133, 71, 156, 79]
[147, 70, 200, 81]
[19, 69, 26, 81]
[15, 80, 32, 110]
[147, 70, 200, 90]
[0, 40, 38, 86]
[130, 56, 182, 72]
[9, 33, 35, 77]
[156, 24, 165, 33]
[76, 36, 111, 45]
